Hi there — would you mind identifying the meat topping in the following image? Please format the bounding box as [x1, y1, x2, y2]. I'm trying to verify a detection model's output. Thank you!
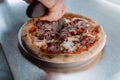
[29, 18, 99, 54]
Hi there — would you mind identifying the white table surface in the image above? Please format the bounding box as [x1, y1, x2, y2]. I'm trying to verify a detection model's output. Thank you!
[1, 0, 120, 80]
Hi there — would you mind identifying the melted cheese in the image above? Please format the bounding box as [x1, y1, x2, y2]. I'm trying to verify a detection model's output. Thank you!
[67, 37, 75, 41]
[87, 34, 95, 38]
[64, 18, 70, 23]
[61, 37, 77, 52]
[67, 36, 80, 42]
[61, 41, 76, 51]
[34, 40, 46, 47]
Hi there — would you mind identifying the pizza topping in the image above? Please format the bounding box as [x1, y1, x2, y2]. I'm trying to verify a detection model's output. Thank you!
[29, 26, 37, 33]
[60, 41, 76, 52]
[64, 18, 71, 23]
[29, 17, 99, 54]
[34, 30, 44, 40]
[60, 31, 71, 40]
[69, 29, 77, 35]
[80, 36, 95, 46]
[79, 35, 83, 41]
[37, 21, 52, 31]
[72, 19, 88, 29]
[47, 41, 61, 53]
[34, 40, 46, 47]
[44, 31, 55, 40]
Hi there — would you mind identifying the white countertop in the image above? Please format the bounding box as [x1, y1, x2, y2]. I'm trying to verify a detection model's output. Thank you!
[1, 0, 120, 80]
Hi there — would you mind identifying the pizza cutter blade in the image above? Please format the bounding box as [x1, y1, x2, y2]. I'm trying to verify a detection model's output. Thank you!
[26, 0, 48, 18]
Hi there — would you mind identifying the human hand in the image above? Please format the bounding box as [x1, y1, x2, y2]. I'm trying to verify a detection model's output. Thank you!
[24, 0, 66, 21]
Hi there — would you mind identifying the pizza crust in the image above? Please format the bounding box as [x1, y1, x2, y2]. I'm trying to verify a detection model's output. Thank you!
[21, 13, 106, 63]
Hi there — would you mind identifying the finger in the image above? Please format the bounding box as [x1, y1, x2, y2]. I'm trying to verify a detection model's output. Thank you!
[40, 12, 58, 21]
[40, 8, 66, 21]
[40, 4, 66, 21]
[38, 0, 57, 8]
[56, 5, 66, 19]
[24, 0, 32, 4]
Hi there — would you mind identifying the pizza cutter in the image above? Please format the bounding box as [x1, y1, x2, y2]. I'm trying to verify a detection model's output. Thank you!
[26, 0, 48, 18]
[26, 0, 64, 32]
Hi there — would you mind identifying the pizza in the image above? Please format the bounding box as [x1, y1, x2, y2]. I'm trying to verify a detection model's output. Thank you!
[21, 13, 106, 63]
